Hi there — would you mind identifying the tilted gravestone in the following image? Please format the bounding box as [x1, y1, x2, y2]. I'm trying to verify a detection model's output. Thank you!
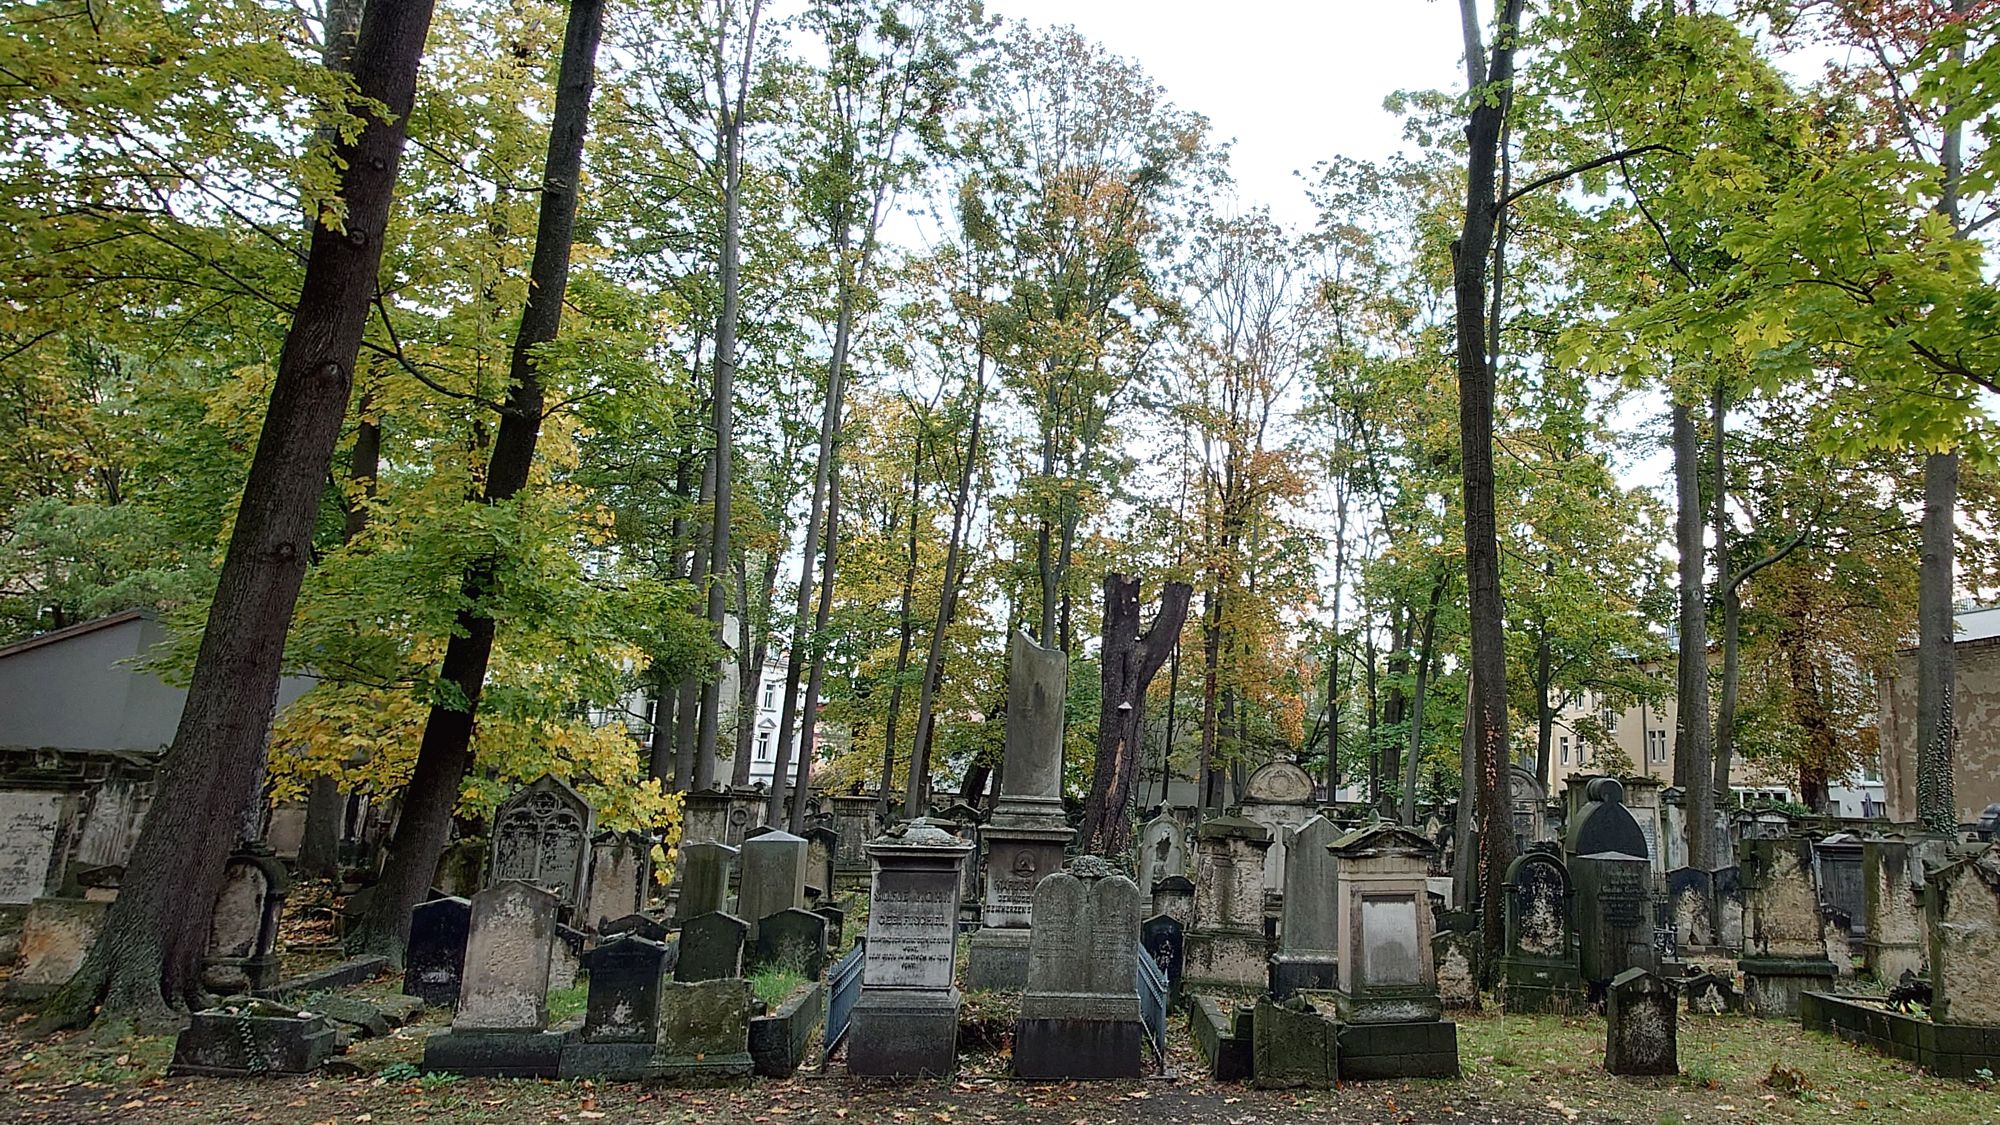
[202, 847, 288, 994]
[1012, 857, 1146, 1080]
[490, 776, 595, 907]
[675, 840, 736, 924]
[1270, 815, 1341, 998]
[558, 933, 672, 1079]
[674, 910, 748, 983]
[1604, 968, 1678, 1077]
[403, 895, 473, 1007]
[422, 881, 568, 1077]
[752, 907, 828, 980]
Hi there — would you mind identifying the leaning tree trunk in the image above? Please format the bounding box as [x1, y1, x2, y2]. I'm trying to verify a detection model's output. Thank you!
[1670, 402, 1716, 868]
[1916, 450, 1959, 831]
[38, 0, 438, 1030]
[341, 0, 605, 962]
[1452, 0, 1524, 960]
[1080, 574, 1193, 855]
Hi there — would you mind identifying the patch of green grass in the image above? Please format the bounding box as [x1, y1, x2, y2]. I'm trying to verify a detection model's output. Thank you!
[546, 981, 589, 1024]
[749, 955, 808, 1008]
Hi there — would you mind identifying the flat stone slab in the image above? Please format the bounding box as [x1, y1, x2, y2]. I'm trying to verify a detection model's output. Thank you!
[259, 955, 389, 999]
[1336, 1018, 1459, 1081]
[1012, 1017, 1145, 1080]
[422, 1029, 570, 1078]
[168, 1009, 339, 1077]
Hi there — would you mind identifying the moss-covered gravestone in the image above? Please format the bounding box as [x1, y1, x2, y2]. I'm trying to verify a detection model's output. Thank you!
[1604, 969, 1677, 1077]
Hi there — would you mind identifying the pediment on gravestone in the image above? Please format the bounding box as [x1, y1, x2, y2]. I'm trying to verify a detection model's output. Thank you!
[1242, 761, 1314, 805]
[1328, 822, 1435, 859]
[1152, 873, 1195, 896]
[602, 913, 668, 942]
[1196, 811, 1271, 844]
[490, 775, 595, 902]
[804, 825, 840, 849]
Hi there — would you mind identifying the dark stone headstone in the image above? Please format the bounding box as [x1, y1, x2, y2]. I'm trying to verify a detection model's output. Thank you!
[1682, 971, 1742, 1014]
[601, 913, 667, 943]
[1497, 849, 1584, 1013]
[652, 977, 754, 1080]
[1604, 968, 1678, 1076]
[1564, 778, 1649, 863]
[674, 910, 747, 983]
[579, 935, 670, 1042]
[1141, 913, 1185, 997]
[1572, 851, 1657, 988]
[753, 907, 828, 980]
[1151, 873, 1195, 924]
[814, 902, 846, 949]
[402, 895, 472, 1007]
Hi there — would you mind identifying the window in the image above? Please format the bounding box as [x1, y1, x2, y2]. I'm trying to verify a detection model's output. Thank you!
[756, 733, 772, 761]
[1559, 736, 1571, 765]
[762, 682, 777, 711]
[1647, 730, 1668, 764]
[1601, 708, 1620, 734]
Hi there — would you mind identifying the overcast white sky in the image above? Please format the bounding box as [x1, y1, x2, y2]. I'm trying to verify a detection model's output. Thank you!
[989, 0, 1471, 228]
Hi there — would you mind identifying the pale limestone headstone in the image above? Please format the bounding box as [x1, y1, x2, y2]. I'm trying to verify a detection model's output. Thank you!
[0, 790, 65, 905]
[1240, 762, 1315, 894]
[584, 831, 652, 931]
[455, 881, 558, 1032]
[1139, 814, 1188, 892]
[1927, 847, 2000, 1027]
[5, 896, 108, 999]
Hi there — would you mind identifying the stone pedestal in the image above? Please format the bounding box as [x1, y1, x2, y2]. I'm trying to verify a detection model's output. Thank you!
[1329, 825, 1443, 1026]
[168, 1006, 339, 1077]
[1184, 812, 1272, 988]
[1863, 835, 1928, 984]
[648, 978, 753, 1082]
[1012, 858, 1144, 1080]
[965, 826, 1070, 990]
[848, 821, 972, 1077]
[1738, 835, 1834, 1018]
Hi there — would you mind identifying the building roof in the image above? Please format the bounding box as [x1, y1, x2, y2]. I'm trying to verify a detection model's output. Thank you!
[1959, 604, 2000, 644]
[0, 609, 147, 662]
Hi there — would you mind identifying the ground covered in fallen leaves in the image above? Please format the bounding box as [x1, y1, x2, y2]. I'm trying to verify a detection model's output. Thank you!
[3, 992, 1998, 1125]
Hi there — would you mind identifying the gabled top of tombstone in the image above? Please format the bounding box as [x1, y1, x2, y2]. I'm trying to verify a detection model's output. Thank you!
[1328, 822, 1435, 860]
[744, 827, 804, 846]
[1608, 966, 1669, 994]
[1196, 810, 1272, 843]
[490, 774, 596, 902]
[1564, 777, 1648, 861]
[1152, 874, 1195, 895]
[1242, 761, 1314, 805]
[803, 824, 841, 849]
[868, 818, 973, 856]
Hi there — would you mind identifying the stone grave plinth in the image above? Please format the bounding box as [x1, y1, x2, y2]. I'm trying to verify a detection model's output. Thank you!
[1269, 815, 1340, 999]
[1604, 968, 1678, 1076]
[1250, 996, 1339, 1088]
[1012, 857, 1145, 1079]
[1496, 849, 1584, 1014]
[1737, 835, 1835, 1017]
[1862, 834, 1929, 984]
[967, 631, 1075, 990]
[558, 933, 670, 1079]
[1325, 824, 1458, 1079]
[168, 1000, 339, 1077]
[1183, 812, 1272, 988]
[421, 881, 569, 1077]
[848, 821, 972, 1077]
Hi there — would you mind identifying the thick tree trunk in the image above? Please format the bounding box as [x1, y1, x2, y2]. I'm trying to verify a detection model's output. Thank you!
[1671, 402, 1716, 868]
[697, 82, 748, 793]
[1452, 0, 1524, 960]
[1711, 386, 1738, 822]
[341, 0, 604, 962]
[39, 0, 437, 1030]
[1916, 450, 1959, 831]
[1198, 586, 1224, 813]
[1080, 575, 1193, 854]
[647, 686, 676, 782]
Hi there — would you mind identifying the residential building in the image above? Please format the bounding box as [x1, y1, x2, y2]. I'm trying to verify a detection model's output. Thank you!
[1878, 604, 2000, 827]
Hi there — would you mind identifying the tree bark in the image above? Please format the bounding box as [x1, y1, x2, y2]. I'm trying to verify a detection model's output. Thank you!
[878, 455, 924, 813]
[785, 454, 843, 831]
[1916, 450, 1959, 831]
[341, 0, 604, 961]
[1400, 573, 1445, 826]
[674, 453, 715, 791]
[1671, 402, 1717, 868]
[40, 0, 437, 1029]
[730, 550, 778, 787]
[1080, 574, 1193, 854]
[1452, 0, 1523, 960]
[1711, 384, 1738, 825]
[1198, 584, 1224, 812]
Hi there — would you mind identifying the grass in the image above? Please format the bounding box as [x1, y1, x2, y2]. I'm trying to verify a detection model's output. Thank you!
[546, 981, 588, 1024]
[748, 954, 808, 1008]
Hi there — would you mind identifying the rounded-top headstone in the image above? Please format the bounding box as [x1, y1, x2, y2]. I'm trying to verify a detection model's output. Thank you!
[1585, 777, 1626, 805]
[1243, 761, 1314, 804]
[1567, 779, 1648, 860]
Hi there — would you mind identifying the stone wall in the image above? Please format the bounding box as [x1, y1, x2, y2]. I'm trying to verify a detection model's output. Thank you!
[1879, 636, 2000, 826]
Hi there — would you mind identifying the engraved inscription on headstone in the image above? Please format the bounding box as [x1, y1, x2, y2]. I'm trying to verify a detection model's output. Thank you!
[490, 776, 594, 904]
[0, 791, 63, 906]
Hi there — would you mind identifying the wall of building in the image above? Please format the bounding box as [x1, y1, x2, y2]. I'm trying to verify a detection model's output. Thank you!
[1879, 634, 2000, 826]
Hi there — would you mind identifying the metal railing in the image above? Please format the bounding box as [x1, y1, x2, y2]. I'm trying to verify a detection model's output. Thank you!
[1136, 946, 1168, 1064]
[819, 939, 865, 1066]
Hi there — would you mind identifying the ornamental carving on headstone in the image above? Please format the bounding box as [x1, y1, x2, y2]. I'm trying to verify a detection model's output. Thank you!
[490, 776, 595, 905]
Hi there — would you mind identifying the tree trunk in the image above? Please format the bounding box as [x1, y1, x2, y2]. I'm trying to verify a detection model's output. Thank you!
[879, 456, 924, 812]
[1400, 574, 1445, 826]
[1081, 574, 1193, 854]
[730, 555, 755, 783]
[1452, 0, 1524, 960]
[1533, 615, 1553, 791]
[647, 685, 676, 782]
[1671, 402, 1716, 868]
[730, 550, 778, 787]
[1916, 450, 1959, 831]
[1198, 585, 1224, 813]
[39, 0, 438, 1030]
[339, 0, 604, 962]
[907, 351, 988, 818]
[1711, 385, 1737, 829]
[786, 457, 843, 831]
[675, 454, 715, 790]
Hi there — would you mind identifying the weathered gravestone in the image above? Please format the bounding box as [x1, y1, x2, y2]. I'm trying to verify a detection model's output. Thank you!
[1573, 851, 1656, 990]
[815, 901, 846, 949]
[1139, 813, 1188, 894]
[1497, 849, 1584, 1013]
[737, 829, 809, 941]
[403, 895, 472, 1007]
[1682, 971, 1742, 1014]
[848, 821, 972, 1077]
[1714, 865, 1745, 950]
[1924, 846, 2000, 1028]
[600, 912, 668, 943]
[1667, 867, 1717, 950]
[584, 830, 652, 931]
[1183, 812, 1272, 988]
[558, 933, 671, 1079]
[675, 840, 736, 924]
[490, 776, 594, 907]
[1270, 814, 1340, 998]
[550, 923, 585, 991]
[1142, 913, 1185, 997]
[1816, 832, 1866, 957]
[0, 789, 68, 906]
[753, 907, 828, 980]
[1604, 968, 1678, 1077]
[674, 910, 748, 983]
[1564, 777, 1649, 860]
[1012, 856, 1146, 1080]
[679, 789, 732, 846]
[422, 881, 567, 1077]
[1327, 824, 1459, 1080]
[803, 824, 840, 900]
[5, 895, 108, 1000]
[967, 631, 1075, 990]
[652, 977, 754, 1081]
[1239, 761, 1317, 895]
[827, 793, 876, 876]
[1151, 873, 1195, 924]
[168, 1000, 339, 1077]
[202, 847, 288, 993]
[1863, 834, 1928, 984]
[1251, 996, 1339, 1089]
[1432, 911, 1482, 1011]
[1738, 835, 1834, 1017]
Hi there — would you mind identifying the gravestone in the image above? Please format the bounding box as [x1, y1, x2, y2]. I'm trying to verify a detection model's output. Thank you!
[601, 912, 668, 943]
[1816, 833, 1866, 955]
[1239, 761, 1317, 894]
[549, 923, 585, 991]
[1667, 867, 1716, 950]
[1714, 865, 1746, 950]
[558, 933, 672, 1079]
[1141, 913, 1185, 997]
[1183, 811, 1272, 988]
[1622, 776, 1666, 874]
[966, 631, 1075, 990]
[1863, 835, 1928, 984]
[1251, 996, 1339, 1089]
[1924, 846, 2000, 1027]
[403, 895, 472, 1006]
[814, 901, 846, 949]
[422, 880, 567, 1077]
[584, 830, 652, 931]
[1564, 777, 1649, 864]
[752, 907, 828, 980]
[1511, 764, 1551, 853]
[737, 829, 809, 941]
[1497, 849, 1584, 1014]
[1326, 824, 1459, 1079]
[1270, 814, 1340, 998]
[1139, 813, 1188, 894]
[490, 775, 594, 906]
[168, 1003, 338, 1077]
[673, 910, 747, 983]
[72, 777, 142, 870]
[1012, 857, 1145, 1080]
[5, 896, 108, 999]
[1738, 835, 1835, 1017]
[1682, 971, 1742, 1014]
[803, 824, 840, 900]
[652, 977, 755, 1081]
[827, 794, 877, 875]
[1151, 874, 1195, 924]
[848, 821, 972, 1077]
[1432, 912, 1481, 1011]
[1573, 851, 1657, 989]
[202, 847, 288, 993]
[1604, 968, 1678, 1077]
[679, 789, 732, 845]
[0, 789, 67, 905]
[675, 840, 736, 923]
